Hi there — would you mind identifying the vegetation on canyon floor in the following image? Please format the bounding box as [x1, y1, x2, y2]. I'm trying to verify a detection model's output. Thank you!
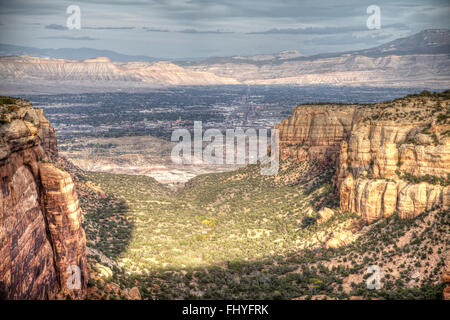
[76, 160, 448, 300]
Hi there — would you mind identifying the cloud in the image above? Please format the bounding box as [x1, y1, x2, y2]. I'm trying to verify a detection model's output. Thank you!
[137, 0, 369, 22]
[84, 26, 135, 30]
[39, 36, 99, 41]
[45, 24, 67, 30]
[248, 24, 409, 35]
[73, 0, 153, 6]
[304, 32, 395, 46]
[0, 0, 64, 16]
[45, 24, 135, 31]
[141, 27, 233, 33]
[142, 27, 170, 32]
[176, 28, 234, 34]
[2, 0, 450, 59]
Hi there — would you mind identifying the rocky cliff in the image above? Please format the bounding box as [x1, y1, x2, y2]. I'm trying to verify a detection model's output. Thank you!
[0, 97, 87, 299]
[276, 90, 450, 222]
[276, 104, 358, 166]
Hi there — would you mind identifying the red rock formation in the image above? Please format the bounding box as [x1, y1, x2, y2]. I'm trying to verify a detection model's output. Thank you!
[276, 104, 357, 166]
[40, 164, 88, 299]
[0, 165, 57, 299]
[0, 99, 87, 299]
[277, 92, 450, 221]
[337, 118, 449, 221]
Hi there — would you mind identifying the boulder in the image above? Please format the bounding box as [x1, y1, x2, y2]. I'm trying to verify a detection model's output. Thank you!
[317, 207, 335, 225]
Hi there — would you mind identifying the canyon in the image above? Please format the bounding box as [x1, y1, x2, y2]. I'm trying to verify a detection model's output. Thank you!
[0, 90, 448, 300]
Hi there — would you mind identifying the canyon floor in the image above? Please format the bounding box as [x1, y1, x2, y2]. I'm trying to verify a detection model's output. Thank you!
[67, 159, 448, 300]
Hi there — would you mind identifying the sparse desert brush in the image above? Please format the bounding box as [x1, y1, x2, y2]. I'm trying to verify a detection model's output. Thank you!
[79, 159, 448, 300]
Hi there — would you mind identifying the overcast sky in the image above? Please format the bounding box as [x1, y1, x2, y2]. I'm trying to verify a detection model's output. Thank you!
[0, 0, 449, 59]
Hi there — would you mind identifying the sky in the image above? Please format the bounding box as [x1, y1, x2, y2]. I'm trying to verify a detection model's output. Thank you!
[0, 0, 449, 59]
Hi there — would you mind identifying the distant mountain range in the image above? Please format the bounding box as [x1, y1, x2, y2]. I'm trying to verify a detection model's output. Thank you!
[176, 29, 450, 88]
[351, 29, 450, 57]
[0, 29, 449, 93]
[179, 29, 450, 66]
[0, 43, 157, 62]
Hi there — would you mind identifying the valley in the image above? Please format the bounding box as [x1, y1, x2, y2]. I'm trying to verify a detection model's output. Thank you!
[77, 160, 447, 300]
[56, 90, 449, 300]
[23, 86, 436, 185]
[1, 0, 450, 305]
[1, 89, 449, 301]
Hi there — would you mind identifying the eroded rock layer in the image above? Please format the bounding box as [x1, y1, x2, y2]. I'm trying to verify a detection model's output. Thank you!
[276, 104, 358, 166]
[277, 91, 450, 222]
[0, 98, 87, 299]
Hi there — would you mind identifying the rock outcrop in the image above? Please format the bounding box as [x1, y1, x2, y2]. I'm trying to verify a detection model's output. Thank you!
[277, 90, 450, 222]
[317, 207, 335, 225]
[0, 98, 87, 299]
[276, 105, 357, 166]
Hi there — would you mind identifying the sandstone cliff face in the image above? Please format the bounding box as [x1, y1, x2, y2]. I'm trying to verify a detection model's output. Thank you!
[39, 164, 87, 299]
[277, 91, 450, 222]
[0, 98, 87, 299]
[275, 105, 359, 166]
